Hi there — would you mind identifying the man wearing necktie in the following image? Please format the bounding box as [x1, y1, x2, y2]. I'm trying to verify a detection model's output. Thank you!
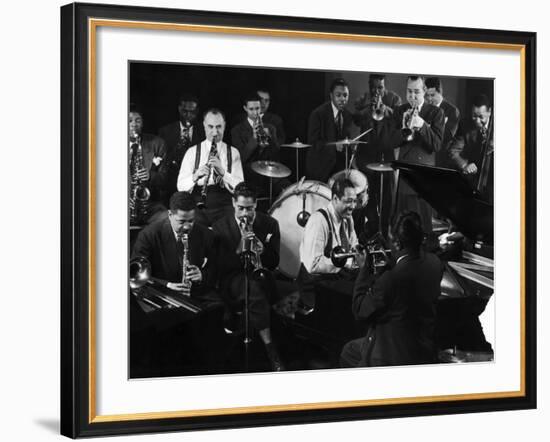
[306, 78, 356, 182]
[131, 192, 225, 376]
[299, 178, 366, 305]
[448, 94, 494, 203]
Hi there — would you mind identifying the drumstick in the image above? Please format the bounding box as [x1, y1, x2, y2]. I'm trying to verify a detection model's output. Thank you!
[352, 128, 373, 141]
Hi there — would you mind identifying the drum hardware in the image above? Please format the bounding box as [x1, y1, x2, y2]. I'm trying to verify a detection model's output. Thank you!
[330, 244, 365, 269]
[268, 180, 332, 278]
[250, 160, 291, 206]
[326, 128, 372, 171]
[367, 154, 394, 237]
[281, 138, 311, 182]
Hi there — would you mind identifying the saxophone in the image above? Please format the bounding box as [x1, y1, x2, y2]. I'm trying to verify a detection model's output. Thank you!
[180, 230, 192, 296]
[129, 132, 151, 224]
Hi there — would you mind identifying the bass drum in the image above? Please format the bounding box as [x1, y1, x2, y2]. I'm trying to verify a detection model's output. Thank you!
[269, 181, 331, 278]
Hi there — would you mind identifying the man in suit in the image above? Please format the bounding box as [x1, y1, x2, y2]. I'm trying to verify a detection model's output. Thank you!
[448, 94, 494, 203]
[353, 74, 402, 236]
[257, 87, 286, 145]
[177, 109, 244, 226]
[306, 78, 355, 182]
[158, 94, 205, 201]
[231, 93, 287, 197]
[129, 106, 168, 225]
[425, 77, 461, 168]
[340, 211, 444, 368]
[375, 75, 445, 233]
[131, 191, 225, 375]
[212, 182, 284, 371]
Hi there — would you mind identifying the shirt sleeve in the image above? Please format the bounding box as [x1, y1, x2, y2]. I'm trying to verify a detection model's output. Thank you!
[222, 147, 244, 192]
[177, 145, 197, 192]
[300, 212, 340, 274]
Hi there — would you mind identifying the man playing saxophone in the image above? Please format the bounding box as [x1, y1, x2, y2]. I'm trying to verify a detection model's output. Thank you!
[177, 109, 244, 226]
[131, 191, 225, 374]
[129, 106, 168, 225]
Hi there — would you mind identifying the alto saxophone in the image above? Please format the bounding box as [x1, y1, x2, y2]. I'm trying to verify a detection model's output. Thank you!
[129, 132, 151, 224]
[180, 230, 192, 295]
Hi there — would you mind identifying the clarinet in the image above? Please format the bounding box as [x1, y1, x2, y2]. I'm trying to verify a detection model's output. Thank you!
[198, 136, 218, 208]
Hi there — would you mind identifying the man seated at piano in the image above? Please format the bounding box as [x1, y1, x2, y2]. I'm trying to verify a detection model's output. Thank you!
[299, 177, 366, 309]
[340, 211, 444, 368]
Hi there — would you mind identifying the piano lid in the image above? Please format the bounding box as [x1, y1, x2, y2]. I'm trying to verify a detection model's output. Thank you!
[393, 161, 493, 244]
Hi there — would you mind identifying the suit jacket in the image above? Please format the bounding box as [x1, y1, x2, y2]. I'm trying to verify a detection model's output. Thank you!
[132, 219, 218, 294]
[377, 102, 445, 195]
[352, 250, 443, 366]
[262, 112, 286, 145]
[158, 122, 205, 196]
[439, 99, 460, 148]
[132, 133, 168, 201]
[448, 121, 494, 202]
[306, 101, 354, 182]
[230, 119, 280, 165]
[212, 212, 280, 288]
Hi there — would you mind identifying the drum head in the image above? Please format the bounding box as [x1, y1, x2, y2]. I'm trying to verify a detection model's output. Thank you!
[269, 181, 331, 278]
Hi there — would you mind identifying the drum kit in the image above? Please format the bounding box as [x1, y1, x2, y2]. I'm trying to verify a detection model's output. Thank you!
[249, 133, 394, 278]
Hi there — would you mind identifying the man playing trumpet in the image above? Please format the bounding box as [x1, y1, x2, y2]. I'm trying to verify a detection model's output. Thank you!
[231, 93, 287, 197]
[177, 109, 244, 226]
[374, 75, 445, 233]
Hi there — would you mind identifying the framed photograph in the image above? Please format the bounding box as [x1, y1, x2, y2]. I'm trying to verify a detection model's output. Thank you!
[60, 2, 536, 438]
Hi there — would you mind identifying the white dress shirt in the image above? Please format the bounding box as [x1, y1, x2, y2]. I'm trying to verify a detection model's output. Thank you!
[299, 202, 358, 274]
[177, 140, 244, 192]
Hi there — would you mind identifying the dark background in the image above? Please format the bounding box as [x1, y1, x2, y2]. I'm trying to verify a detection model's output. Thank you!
[130, 61, 494, 140]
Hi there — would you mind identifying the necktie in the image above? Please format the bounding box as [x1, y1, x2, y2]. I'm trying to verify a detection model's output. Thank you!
[336, 111, 343, 138]
[340, 218, 350, 251]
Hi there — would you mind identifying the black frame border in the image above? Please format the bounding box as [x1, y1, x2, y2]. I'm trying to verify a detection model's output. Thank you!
[60, 2, 537, 438]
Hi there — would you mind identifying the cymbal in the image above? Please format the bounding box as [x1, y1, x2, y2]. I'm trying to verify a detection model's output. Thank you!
[281, 139, 311, 149]
[326, 138, 368, 146]
[366, 162, 394, 172]
[251, 160, 291, 178]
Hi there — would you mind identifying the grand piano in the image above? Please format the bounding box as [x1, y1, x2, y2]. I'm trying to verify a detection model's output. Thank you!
[285, 161, 494, 366]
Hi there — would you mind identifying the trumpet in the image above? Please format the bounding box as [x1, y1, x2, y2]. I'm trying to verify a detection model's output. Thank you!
[402, 103, 419, 142]
[129, 131, 151, 224]
[198, 136, 218, 208]
[239, 216, 269, 280]
[331, 244, 365, 269]
[255, 115, 270, 148]
[371, 93, 385, 121]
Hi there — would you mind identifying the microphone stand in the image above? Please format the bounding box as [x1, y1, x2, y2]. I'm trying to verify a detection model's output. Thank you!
[240, 249, 254, 373]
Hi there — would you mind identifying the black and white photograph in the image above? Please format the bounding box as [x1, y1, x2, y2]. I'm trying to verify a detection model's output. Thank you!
[128, 61, 495, 379]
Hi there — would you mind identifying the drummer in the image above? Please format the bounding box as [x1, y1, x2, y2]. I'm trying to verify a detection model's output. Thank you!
[306, 78, 356, 182]
[231, 92, 289, 198]
[298, 177, 366, 308]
